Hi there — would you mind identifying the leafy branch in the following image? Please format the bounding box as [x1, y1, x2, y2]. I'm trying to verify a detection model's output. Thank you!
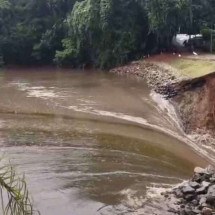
[0, 164, 40, 215]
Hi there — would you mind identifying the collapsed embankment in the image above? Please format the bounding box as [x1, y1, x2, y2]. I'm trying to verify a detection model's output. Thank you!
[174, 74, 215, 134]
[110, 60, 215, 137]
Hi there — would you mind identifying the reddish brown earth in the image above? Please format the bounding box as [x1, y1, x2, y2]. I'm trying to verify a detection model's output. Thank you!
[176, 73, 215, 133]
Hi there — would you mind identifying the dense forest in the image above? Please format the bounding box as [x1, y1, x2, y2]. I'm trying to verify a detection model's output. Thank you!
[0, 0, 215, 69]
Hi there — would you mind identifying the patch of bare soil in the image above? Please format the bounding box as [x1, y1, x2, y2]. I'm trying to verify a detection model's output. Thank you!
[175, 75, 215, 134]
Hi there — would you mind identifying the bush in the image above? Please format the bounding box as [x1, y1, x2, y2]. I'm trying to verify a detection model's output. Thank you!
[201, 28, 215, 41]
[55, 0, 149, 69]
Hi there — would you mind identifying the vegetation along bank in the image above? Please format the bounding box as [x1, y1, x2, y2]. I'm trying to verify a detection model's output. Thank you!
[0, 0, 215, 69]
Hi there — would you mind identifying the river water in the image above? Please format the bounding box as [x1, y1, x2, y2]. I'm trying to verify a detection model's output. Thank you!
[0, 68, 209, 215]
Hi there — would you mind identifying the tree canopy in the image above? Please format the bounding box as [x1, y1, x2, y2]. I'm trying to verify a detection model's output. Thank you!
[0, 0, 215, 68]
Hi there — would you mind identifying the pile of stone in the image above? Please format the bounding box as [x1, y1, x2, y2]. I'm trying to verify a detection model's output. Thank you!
[110, 61, 182, 98]
[110, 61, 142, 77]
[166, 166, 215, 215]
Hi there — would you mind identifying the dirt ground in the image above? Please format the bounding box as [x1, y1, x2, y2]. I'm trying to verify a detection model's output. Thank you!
[146, 52, 215, 63]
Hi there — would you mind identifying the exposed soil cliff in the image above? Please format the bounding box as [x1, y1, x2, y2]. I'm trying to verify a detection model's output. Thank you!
[174, 73, 215, 134]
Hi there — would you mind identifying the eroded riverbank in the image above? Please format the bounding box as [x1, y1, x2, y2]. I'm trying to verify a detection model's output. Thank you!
[111, 57, 215, 148]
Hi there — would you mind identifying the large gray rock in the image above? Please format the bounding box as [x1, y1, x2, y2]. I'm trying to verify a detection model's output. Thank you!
[196, 186, 208, 195]
[191, 199, 198, 206]
[189, 181, 200, 189]
[209, 177, 215, 183]
[202, 181, 211, 188]
[194, 167, 206, 175]
[180, 205, 196, 215]
[195, 182, 210, 195]
[162, 166, 215, 215]
[207, 185, 215, 197]
[182, 186, 195, 194]
[174, 188, 183, 198]
[184, 194, 195, 201]
[192, 173, 203, 183]
[192, 207, 201, 214]
[199, 196, 207, 205]
[202, 207, 212, 215]
[206, 195, 215, 205]
[206, 165, 215, 175]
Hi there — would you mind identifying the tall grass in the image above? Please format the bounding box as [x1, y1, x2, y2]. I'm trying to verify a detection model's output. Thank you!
[0, 163, 40, 215]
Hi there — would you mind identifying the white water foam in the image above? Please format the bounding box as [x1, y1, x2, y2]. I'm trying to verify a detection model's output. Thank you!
[66, 105, 214, 161]
[9, 82, 60, 99]
[120, 189, 145, 209]
[151, 91, 184, 132]
[113, 182, 179, 215]
[150, 91, 215, 164]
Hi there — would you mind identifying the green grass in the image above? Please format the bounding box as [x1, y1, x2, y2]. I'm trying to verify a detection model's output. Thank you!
[171, 59, 215, 78]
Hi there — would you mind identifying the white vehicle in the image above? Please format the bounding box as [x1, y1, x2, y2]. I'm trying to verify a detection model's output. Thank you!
[172, 34, 202, 49]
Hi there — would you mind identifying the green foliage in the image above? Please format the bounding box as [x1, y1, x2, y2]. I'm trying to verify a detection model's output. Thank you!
[55, 0, 149, 69]
[0, 0, 10, 9]
[0, 0, 76, 65]
[55, 38, 79, 66]
[147, 0, 190, 50]
[201, 28, 215, 41]
[0, 162, 39, 215]
[1, 0, 215, 68]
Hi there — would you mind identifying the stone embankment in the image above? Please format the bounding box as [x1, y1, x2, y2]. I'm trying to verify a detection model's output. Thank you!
[110, 61, 186, 98]
[165, 166, 215, 215]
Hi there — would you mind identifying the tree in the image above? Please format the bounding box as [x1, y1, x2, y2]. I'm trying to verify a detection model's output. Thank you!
[55, 0, 149, 69]
[0, 0, 215, 68]
[147, 0, 189, 51]
[0, 0, 76, 65]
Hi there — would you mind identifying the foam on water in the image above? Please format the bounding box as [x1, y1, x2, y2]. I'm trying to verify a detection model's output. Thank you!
[151, 91, 184, 132]
[9, 82, 60, 99]
[120, 189, 145, 209]
[66, 105, 215, 163]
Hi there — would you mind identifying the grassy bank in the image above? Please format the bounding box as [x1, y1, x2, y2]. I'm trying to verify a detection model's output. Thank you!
[171, 58, 215, 78]
[146, 54, 215, 79]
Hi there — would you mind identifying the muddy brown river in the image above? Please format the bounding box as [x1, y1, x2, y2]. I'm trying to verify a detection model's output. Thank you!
[0, 68, 209, 214]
